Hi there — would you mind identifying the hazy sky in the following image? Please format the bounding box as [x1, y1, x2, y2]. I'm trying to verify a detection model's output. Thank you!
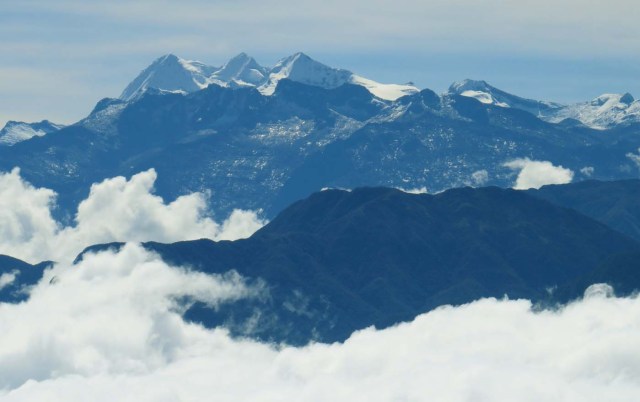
[1, 0, 639, 126]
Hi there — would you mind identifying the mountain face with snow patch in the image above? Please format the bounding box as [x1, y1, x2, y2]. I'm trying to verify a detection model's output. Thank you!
[0, 120, 64, 146]
[450, 79, 640, 129]
[1, 52, 640, 219]
[120, 54, 220, 101]
[210, 52, 268, 87]
[546, 93, 640, 129]
[121, 52, 420, 101]
[2, 74, 640, 220]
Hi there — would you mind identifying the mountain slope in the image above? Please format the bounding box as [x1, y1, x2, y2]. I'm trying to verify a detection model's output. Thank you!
[3, 80, 640, 221]
[528, 179, 640, 241]
[120, 54, 219, 101]
[107, 186, 640, 344]
[121, 52, 419, 101]
[450, 79, 640, 129]
[0, 120, 64, 146]
[448, 79, 562, 117]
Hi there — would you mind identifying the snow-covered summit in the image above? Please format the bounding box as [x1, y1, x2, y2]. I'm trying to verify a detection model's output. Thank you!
[258, 52, 353, 95]
[211, 53, 268, 87]
[120, 54, 218, 101]
[120, 52, 419, 101]
[449, 79, 640, 129]
[448, 79, 561, 116]
[547, 92, 640, 129]
[0, 120, 64, 146]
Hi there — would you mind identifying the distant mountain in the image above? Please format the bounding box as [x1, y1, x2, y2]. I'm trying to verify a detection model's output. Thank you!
[448, 79, 562, 117]
[210, 52, 268, 87]
[121, 52, 419, 101]
[449, 79, 640, 129]
[528, 179, 640, 241]
[120, 54, 220, 101]
[81, 185, 640, 344]
[549, 93, 640, 129]
[0, 120, 64, 146]
[2, 78, 640, 220]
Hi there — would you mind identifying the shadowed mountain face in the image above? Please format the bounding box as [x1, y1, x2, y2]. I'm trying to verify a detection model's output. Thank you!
[75, 186, 636, 344]
[528, 179, 640, 241]
[0, 256, 50, 303]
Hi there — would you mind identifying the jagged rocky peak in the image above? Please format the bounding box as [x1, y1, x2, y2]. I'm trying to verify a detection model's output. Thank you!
[620, 92, 635, 105]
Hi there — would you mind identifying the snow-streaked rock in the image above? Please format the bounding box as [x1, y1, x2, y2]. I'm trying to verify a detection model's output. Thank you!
[0, 120, 64, 146]
[120, 54, 219, 101]
[210, 52, 268, 87]
[448, 79, 561, 117]
[121, 52, 419, 101]
[547, 93, 640, 130]
[449, 79, 640, 129]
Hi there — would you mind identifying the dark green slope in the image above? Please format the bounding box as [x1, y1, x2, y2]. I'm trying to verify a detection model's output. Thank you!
[528, 179, 640, 241]
[134, 186, 639, 344]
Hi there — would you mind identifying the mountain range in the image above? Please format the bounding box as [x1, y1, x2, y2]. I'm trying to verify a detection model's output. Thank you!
[0, 52, 639, 220]
[62, 180, 640, 344]
[120, 52, 419, 102]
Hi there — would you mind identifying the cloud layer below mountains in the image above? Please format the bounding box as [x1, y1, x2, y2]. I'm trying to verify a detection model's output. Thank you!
[0, 244, 638, 401]
[0, 168, 265, 263]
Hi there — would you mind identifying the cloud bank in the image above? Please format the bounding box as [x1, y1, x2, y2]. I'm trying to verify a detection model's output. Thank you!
[0, 168, 265, 263]
[0, 246, 638, 401]
[504, 158, 574, 189]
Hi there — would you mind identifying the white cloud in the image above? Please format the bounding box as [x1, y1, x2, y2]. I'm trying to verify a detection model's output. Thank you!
[0, 271, 18, 290]
[471, 169, 489, 186]
[0, 246, 638, 401]
[580, 166, 595, 177]
[0, 244, 260, 391]
[504, 158, 574, 190]
[0, 169, 266, 263]
[396, 186, 428, 194]
[626, 148, 640, 169]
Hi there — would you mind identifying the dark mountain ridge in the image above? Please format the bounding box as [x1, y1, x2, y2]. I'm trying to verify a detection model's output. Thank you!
[78, 185, 640, 344]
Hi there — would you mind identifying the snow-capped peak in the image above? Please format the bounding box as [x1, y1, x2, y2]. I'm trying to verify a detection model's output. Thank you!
[259, 52, 353, 95]
[211, 53, 267, 87]
[449, 79, 522, 107]
[449, 79, 510, 107]
[448, 79, 640, 129]
[120, 52, 419, 102]
[120, 54, 218, 101]
[448, 79, 563, 118]
[548, 92, 640, 130]
[0, 120, 64, 146]
[259, 52, 418, 100]
[448, 79, 493, 95]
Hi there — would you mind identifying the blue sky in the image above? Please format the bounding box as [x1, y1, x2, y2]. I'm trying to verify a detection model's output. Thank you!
[1, 0, 639, 126]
